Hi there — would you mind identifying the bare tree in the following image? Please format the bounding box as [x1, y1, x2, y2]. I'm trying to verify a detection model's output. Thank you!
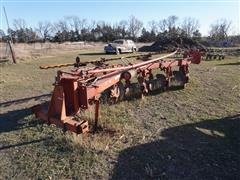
[158, 19, 167, 32]
[52, 18, 70, 42]
[119, 20, 128, 28]
[80, 19, 88, 30]
[54, 18, 69, 32]
[148, 20, 158, 34]
[65, 16, 77, 31]
[118, 20, 128, 38]
[88, 20, 96, 31]
[12, 19, 28, 42]
[65, 16, 87, 32]
[13, 18, 27, 30]
[0, 29, 6, 43]
[36, 21, 52, 42]
[0, 29, 5, 38]
[181, 17, 200, 37]
[158, 16, 178, 34]
[128, 15, 143, 40]
[166, 15, 178, 32]
[209, 19, 231, 40]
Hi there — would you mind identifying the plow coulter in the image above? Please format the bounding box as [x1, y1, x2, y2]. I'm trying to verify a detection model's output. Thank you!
[32, 50, 202, 134]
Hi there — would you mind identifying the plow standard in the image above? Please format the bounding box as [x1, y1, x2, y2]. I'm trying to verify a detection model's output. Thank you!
[33, 50, 202, 134]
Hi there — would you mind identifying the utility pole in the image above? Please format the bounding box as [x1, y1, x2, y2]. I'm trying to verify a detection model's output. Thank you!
[3, 6, 16, 64]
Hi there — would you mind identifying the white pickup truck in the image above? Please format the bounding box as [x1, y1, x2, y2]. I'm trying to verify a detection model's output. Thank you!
[104, 39, 137, 54]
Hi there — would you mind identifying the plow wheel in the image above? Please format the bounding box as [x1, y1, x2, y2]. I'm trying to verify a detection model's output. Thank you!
[171, 70, 186, 88]
[156, 74, 167, 91]
[109, 82, 125, 102]
[124, 83, 142, 98]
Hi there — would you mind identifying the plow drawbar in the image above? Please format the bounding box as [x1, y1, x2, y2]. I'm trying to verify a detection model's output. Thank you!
[32, 49, 202, 134]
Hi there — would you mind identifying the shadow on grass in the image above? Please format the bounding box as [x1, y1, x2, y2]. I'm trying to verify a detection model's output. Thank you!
[0, 137, 52, 151]
[0, 93, 51, 108]
[78, 52, 133, 56]
[218, 62, 240, 66]
[0, 102, 48, 133]
[111, 114, 240, 179]
[78, 52, 110, 56]
[149, 85, 184, 96]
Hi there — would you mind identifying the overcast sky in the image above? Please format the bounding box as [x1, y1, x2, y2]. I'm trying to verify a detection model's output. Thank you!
[1, 0, 239, 36]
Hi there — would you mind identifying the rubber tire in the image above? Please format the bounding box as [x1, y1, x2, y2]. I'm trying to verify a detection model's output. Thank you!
[172, 70, 186, 88]
[132, 47, 136, 53]
[116, 49, 121, 55]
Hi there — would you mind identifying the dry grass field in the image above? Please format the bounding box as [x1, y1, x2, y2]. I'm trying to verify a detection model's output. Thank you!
[0, 48, 239, 179]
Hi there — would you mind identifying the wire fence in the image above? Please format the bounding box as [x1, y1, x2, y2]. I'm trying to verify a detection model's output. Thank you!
[0, 42, 11, 62]
[0, 41, 105, 62]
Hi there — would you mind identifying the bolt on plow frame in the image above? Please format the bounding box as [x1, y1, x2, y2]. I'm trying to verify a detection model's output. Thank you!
[32, 49, 202, 134]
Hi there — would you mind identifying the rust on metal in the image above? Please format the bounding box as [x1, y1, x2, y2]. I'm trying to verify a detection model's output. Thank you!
[39, 52, 163, 69]
[33, 49, 202, 134]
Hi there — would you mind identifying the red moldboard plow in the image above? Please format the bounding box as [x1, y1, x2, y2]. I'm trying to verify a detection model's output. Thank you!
[32, 49, 202, 134]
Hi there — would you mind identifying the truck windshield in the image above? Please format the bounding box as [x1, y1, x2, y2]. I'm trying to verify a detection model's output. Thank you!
[113, 40, 124, 44]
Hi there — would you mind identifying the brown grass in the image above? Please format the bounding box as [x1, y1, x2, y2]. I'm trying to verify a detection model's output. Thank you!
[0, 50, 239, 179]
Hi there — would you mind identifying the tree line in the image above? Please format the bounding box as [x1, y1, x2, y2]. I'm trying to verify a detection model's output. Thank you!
[0, 15, 235, 44]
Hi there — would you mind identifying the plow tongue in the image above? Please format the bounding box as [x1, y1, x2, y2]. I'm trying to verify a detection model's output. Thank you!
[32, 104, 88, 134]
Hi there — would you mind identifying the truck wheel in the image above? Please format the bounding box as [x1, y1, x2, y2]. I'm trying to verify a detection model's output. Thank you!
[116, 49, 121, 54]
[132, 48, 136, 53]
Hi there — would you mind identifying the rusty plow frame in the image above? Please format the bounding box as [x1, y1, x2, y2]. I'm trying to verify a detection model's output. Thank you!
[32, 50, 202, 134]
